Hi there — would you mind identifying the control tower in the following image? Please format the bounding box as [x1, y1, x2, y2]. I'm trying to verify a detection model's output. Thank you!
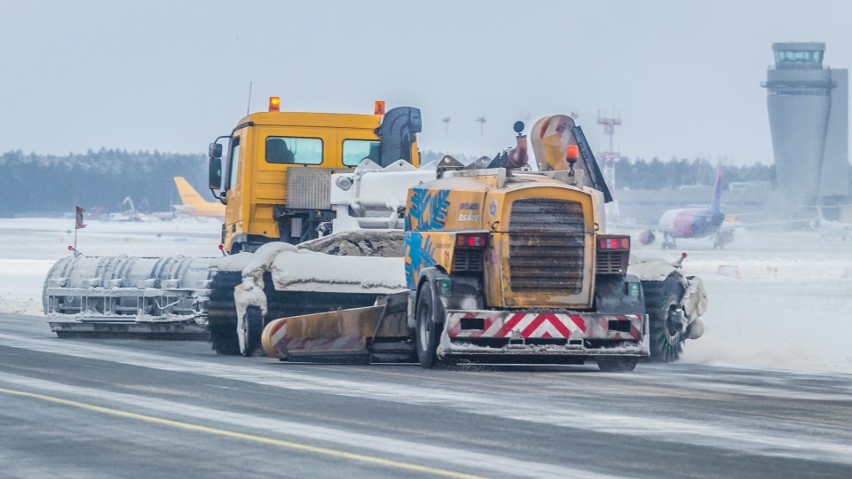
[762, 42, 849, 219]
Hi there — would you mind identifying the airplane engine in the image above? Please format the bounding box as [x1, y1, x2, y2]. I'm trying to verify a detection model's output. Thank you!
[638, 229, 656, 245]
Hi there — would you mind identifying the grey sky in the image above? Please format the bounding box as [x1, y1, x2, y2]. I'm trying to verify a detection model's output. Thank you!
[2, 0, 850, 165]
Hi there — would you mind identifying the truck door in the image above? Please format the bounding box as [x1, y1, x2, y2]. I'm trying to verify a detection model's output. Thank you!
[223, 133, 243, 249]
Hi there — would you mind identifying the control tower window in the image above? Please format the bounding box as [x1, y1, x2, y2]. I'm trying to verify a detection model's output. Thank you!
[775, 50, 823, 65]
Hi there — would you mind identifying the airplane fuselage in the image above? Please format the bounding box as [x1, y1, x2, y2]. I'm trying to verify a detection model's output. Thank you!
[659, 207, 725, 239]
[174, 204, 225, 219]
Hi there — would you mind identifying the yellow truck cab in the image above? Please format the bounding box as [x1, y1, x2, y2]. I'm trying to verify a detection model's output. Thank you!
[207, 100, 421, 253]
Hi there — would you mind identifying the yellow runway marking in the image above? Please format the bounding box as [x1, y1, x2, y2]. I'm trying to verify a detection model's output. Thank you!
[0, 387, 486, 479]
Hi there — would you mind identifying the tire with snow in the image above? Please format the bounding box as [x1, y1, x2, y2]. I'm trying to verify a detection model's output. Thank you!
[238, 305, 264, 357]
[207, 271, 242, 355]
[208, 267, 377, 356]
[415, 282, 442, 369]
[642, 275, 686, 363]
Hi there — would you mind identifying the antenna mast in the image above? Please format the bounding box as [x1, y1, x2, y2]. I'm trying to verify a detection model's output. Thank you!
[597, 110, 622, 221]
[246, 81, 253, 116]
[475, 116, 486, 136]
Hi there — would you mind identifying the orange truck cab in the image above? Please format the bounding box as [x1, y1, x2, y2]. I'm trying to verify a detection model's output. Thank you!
[207, 100, 421, 253]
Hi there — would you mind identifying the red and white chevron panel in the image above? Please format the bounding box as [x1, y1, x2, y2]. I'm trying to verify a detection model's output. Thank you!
[445, 311, 642, 340]
[262, 318, 366, 357]
[264, 318, 290, 358]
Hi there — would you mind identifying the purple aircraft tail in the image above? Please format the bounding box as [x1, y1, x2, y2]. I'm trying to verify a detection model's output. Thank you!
[711, 166, 722, 211]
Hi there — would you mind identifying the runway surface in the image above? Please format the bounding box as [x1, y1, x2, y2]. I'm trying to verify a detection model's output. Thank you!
[1, 313, 850, 478]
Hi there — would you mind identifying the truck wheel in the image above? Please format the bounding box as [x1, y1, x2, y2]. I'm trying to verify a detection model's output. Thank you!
[597, 357, 638, 372]
[238, 305, 263, 357]
[643, 276, 686, 363]
[415, 282, 441, 369]
[207, 271, 242, 355]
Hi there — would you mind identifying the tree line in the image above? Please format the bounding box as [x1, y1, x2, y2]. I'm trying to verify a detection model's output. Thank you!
[610, 156, 777, 190]
[1, 148, 781, 217]
[0, 149, 207, 217]
[423, 150, 780, 190]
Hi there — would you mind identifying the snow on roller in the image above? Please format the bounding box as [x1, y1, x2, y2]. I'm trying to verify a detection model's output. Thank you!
[43, 254, 212, 337]
[629, 253, 707, 362]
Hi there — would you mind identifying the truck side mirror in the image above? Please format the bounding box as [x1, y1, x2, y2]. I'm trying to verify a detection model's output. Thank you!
[208, 157, 222, 190]
[209, 143, 223, 159]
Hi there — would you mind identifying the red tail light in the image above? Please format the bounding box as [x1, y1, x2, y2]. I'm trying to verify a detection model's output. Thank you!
[456, 233, 488, 249]
[597, 235, 630, 250]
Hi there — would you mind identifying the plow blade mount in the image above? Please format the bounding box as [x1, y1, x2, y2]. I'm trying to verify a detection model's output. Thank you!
[438, 310, 649, 362]
[48, 320, 208, 339]
[262, 294, 413, 364]
[43, 255, 213, 338]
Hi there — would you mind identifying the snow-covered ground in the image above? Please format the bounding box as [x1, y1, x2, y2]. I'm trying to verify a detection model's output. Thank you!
[0, 217, 221, 315]
[1, 217, 850, 375]
[632, 228, 852, 375]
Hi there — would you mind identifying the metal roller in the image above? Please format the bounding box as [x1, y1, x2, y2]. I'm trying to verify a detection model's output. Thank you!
[42, 255, 214, 338]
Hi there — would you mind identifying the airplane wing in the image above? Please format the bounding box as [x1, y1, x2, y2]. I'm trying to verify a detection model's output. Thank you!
[606, 221, 679, 237]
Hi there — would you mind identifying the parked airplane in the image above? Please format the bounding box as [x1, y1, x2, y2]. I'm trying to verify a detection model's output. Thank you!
[106, 196, 174, 221]
[811, 206, 852, 240]
[173, 177, 225, 219]
[638, 167, 735, 249]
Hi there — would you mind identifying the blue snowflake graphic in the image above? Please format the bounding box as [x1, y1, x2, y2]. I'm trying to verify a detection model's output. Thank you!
[405, 232, 436, 289]
[427, 190, 450, 230]
[407, 188, 450, 232]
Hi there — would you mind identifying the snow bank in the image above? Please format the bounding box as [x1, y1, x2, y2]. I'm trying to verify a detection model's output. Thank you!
[0, 217, 221, 261]
[0, 217, 220, 317]
[681, 258, 852, 375]
[635, 231, 852, 375]
[270, 249, 406, 294]
[0, 259, 53, 315]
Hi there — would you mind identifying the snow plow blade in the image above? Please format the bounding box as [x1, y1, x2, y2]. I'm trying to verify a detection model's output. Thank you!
[43, 255, 213, 339]
[261, 293, 413, 363]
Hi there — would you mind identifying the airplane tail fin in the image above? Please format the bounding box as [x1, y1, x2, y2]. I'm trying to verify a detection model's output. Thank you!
[710, 166, 722, 211]
[173, 177, 205, 206]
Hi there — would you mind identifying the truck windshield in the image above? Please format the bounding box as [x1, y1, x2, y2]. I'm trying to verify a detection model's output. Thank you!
[265, 136, 323, 165]
[342, 139, 381, 167]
